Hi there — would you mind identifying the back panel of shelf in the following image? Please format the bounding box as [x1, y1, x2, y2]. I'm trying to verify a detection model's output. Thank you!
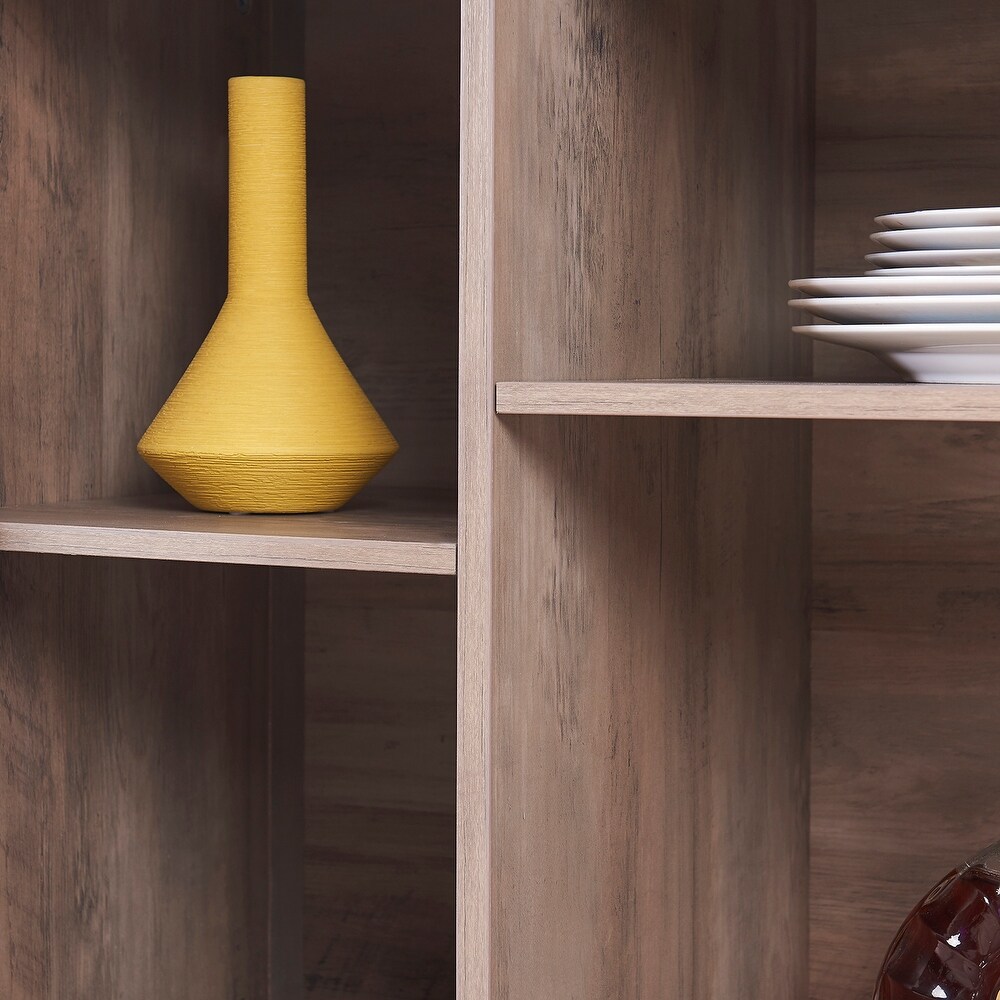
[302, 1, 459, 997]
[810, 2, 1000, 998]
[0, 1, 299, 996]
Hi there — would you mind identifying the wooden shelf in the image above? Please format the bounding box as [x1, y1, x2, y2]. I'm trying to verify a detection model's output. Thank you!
[496, 380, 1000, 421]
[0, 489, 457, 575]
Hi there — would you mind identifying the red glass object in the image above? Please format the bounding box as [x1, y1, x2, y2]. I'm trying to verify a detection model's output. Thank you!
[874, 842, 1000, 1000]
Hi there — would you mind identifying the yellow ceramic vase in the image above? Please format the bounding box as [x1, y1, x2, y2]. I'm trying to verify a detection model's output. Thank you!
[138, 76, 398, 513]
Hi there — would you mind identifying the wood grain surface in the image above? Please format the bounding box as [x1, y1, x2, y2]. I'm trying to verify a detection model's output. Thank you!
[0, 555, 273, 999]
[0, 490, 457, 575]
[305, 0, 459, 492]
[457, 0, 495, 996]
[304, 572, 456, 999]
[0, 1, 300, 997]
[491, 414, 811, 999]
[497, 380, 1000, 421]
[460, 0, 813, 997]
[303, 2, 461, 997]
[257, 568, 306, 1000]
[811, 4, 1000, 998]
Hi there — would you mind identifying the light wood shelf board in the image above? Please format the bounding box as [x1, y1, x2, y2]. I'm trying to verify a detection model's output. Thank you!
[0, 489, 457, 575]
[496, 379, 1000, 421]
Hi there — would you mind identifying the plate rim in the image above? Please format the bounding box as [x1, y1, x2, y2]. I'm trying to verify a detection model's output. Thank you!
[875, 208, 1000, 230]
[864, 267, 1000, 275]
[790, 276, 1000, 294]
[871, 226, 1000, 250]
[789, 294, 1000, 305]
[866, 250, 1000, 265]
[793, 322, 1000, 333]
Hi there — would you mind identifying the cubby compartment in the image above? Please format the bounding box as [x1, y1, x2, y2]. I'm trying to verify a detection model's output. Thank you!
[1, 0, 459, 998]
[809, 3, 1000, 997]
[464, 0, 1000, 998]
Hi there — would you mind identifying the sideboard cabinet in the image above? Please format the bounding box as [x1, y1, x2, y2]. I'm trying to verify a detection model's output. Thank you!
[1, 1, 995, 999]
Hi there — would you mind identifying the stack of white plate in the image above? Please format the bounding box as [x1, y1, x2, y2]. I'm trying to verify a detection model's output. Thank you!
[790, 208, 1000, 383]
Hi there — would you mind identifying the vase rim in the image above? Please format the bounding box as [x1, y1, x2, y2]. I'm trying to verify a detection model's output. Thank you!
[229, 75, 304, 85]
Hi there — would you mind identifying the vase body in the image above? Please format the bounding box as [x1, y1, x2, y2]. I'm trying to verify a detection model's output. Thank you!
[138, 76, 398, 513]
[873, 841, 1000, 1000]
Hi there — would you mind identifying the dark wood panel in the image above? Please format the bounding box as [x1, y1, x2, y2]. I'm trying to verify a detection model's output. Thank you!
[812, 424, 1000, 1000]
[302, 4, 459, 998]
[254, 568, 306, 1000]
[304, 571, 456, 1000]
[812, 4, 1000, 996]
[101, 0, 265, 495]
[0, 555, 274, 998]
[305, 0, 459, 492]
[0, 1, 296, 997]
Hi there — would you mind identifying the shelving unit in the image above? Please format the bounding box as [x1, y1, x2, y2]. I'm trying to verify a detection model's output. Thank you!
[496, 379, 1000, 420]
[3, 0, 997, 998]
[0, 491, 457, 574]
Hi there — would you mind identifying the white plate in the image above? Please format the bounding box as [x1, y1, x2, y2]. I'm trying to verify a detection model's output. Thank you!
[867, 249, 1000, 268]
[790, 276, 1000, 296]
[865, 266, 1000, 276]
[871, 227, 1000, 250]
[790, 295, 1000, 324]
[876, 208, 1000, 230]
[793, 323, 1000, 383]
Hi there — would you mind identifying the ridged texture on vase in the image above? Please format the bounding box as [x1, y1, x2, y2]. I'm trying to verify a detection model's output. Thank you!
[138, 76, 398, 513]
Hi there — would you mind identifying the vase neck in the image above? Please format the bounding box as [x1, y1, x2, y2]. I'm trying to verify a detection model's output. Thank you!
[227, 76, 307, 299]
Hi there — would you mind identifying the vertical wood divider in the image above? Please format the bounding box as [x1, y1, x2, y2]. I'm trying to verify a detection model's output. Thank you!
[458, 0, 495, 994]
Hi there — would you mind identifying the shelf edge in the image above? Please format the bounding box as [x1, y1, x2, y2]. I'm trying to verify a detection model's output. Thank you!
[0, 524, 457, 576]
[496, 380, 1000, 421]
